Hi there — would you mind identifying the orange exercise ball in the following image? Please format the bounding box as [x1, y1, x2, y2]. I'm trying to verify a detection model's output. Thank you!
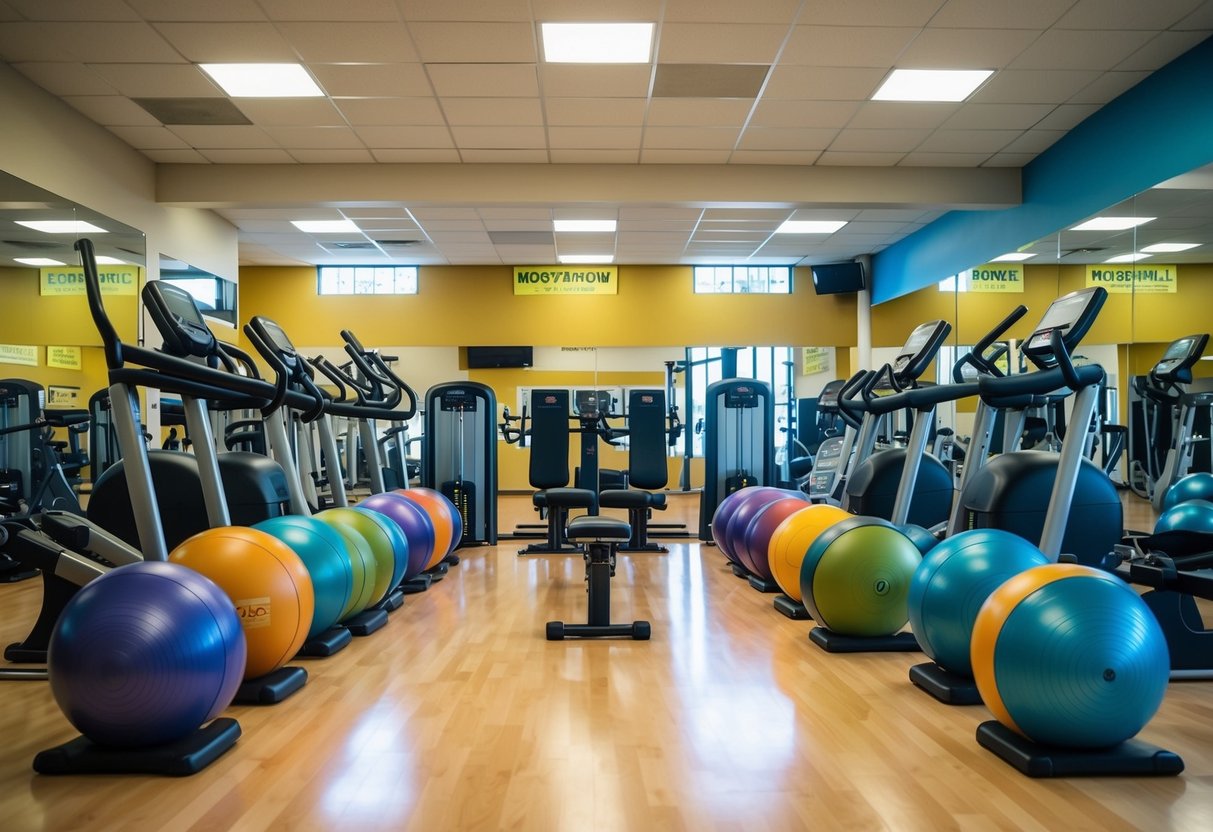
[394, 488, 454, 569]
[767, 504, 851, 602]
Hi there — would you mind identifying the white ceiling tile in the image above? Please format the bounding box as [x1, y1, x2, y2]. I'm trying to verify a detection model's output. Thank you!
[1067, 71, 1151, 104]
[262, 126, 366, 148]
[441, 98, 544, 126]
[257, 0, 399, 20]
[401, 0, 533, 21]
[0, 22, 182, 62]
[896, 27, 1040, 69]
[481, 220, 552, 231]
[736, 127, 837, 151]
[828, 128, 932, 153]
[369, 148, 461, 161]
[529, 0, 660, 20]
[450, 125, 547, 149]
[142, 148, 209, 163]
[310, 64, 434, 97]
[11, 62, 116, 95]
[916, 129, 1019, 153]
[63, 95, 161, 126]
[619, 207, 702, 221]
[982, 152, 1038, 167]
[546, 98, 648, 126]
[781, 26, 919, 66]
[646, 99, 754, 127]
[930, 0, 1068, 28]
[749, 100, 861, 128]
[1116, 31, 1212, 72]
[763, 66, 885, 99]
[540, 65, 652, 98]
[815, 151, 905, 166]
[663, 0, 799, 23]
[692, 229, 771, 242]
[548, 127, 642, 149]
[801, 0, 948, 27]
[427, 64, 538, 97]
[125, 0, 266, 21]
[998, 129, 1066, 154]
[1031, 103, 1100, 131]
[412, 207, 480, 220]
[86, 63, 220, 97]
[1176, 1, 1213, 27]
[105, 124, 191, 149]
[492, 246, 556, 260]
[6, 0, 137, 19]
[426, 226, 498, 239]
[640, 149, 732, 163]
[354, 126, 454, 147]
[289, 148, 377, 163]
[899, 152, 992, 167]
[618, 232, 694, 244]
[657, 23, 789, 64]
[848, 102, 962, 129]
[855, 209, 931, 221]
[1010, 30, 1158, 70]
[460, 148, 549, 161]
[200, 148, 297, 163]
[334, 97, 445, 126]
[277, 22, 418, 63]
[969, 69, 1102, 104]
[232, 99, 347, 126]
[643, 126, 741, 149]
[167, 124, 279, 147]
[478, 207, 552, 220]
[1055, 0, 1205, 29]
[728, 150, 824, 164]
[941, 103, 1056, 130]
[408, 22, 537, 63]
[152, 22, 297, 61]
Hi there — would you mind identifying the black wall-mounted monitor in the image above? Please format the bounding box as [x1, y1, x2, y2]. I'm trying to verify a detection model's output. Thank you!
[810, 261, 866, 295]
[466, 346, 533, 369]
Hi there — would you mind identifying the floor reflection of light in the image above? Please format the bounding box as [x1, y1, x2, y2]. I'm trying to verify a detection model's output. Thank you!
[321, 752, 415, 820]
[666, 544, 709, 685]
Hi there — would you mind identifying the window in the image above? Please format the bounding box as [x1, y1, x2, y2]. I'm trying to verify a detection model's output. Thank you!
[318, 266, 418, 295]
[160, 270, 237, 326]
[694, 265, 792, 294]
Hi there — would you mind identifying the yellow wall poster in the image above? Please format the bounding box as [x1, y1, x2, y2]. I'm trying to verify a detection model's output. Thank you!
[513, 266, 618, 295]
[40, 265, 139, 296]
[0, 344, 38, 367]
[961, 263, 1024, 293]
[802, 347, 831, 375]
[46, 345, 83, 370]
[1085, 264, 1177, 294]
[47, 386, 81, 409]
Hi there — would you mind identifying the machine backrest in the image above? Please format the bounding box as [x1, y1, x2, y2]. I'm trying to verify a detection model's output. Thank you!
[626, 389, 668, 490]
[529, 389, 571, 489]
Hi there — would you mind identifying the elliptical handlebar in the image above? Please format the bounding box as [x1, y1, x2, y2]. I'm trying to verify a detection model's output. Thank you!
[836, 370, 871, 430]
[339, 330, 418, 419]
[242, 323, 293, 418]
[953, 304, 1028, 383]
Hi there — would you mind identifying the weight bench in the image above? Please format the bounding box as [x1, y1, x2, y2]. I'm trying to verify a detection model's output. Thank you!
[545, 515, 651, 641]
[519, 487, 596, 555]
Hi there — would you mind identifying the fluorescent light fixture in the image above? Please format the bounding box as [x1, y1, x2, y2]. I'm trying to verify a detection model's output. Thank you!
[200, 63, 323, 97]
[541, 23, 654, 63]
[558, 254, 613, 264]
[95, 256, 127, 265]
[1070, 216, 1155, 231]
[776, 220, 847, 234]
[990, 252, 1036, 262]
[14, 257, 64, 266]
[554, 220, 617, 233]
[1105, 253, 1151, 263]
[291, 219, 360, 233]
[871, 69, 993, 102]
[16, 220, 107, 234]
[1141, 242, 1199, 253]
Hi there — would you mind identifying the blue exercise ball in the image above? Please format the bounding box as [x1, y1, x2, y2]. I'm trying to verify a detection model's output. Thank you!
[359, 492, 434, 580]
[48, 561, 246, 748]
[907, 529, 1047, 676]
[898, 523, 939, 555]
[254, 515, 354, 641]
[1161, 472, 1213, 512]
[1154, 499, 1213, 536]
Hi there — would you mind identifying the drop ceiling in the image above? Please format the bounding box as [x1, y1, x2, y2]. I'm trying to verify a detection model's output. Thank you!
[1, 0, 1211, 267]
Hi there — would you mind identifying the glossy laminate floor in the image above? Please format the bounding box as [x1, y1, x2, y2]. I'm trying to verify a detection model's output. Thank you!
[0, 492, 1210, 831]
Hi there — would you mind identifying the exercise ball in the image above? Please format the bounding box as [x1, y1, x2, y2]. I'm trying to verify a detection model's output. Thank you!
[1161, 472, 1213, 512]
[316, 508, 395, 606]
[907, 529, 1048, 676]
[314, 509, 377, 618]
[48, 562, 245, 748]
[359, 492, 434, 581]
[801, 517, 921, 637]
[394, 488, 454, 569]
[254, 515, 354, 640]
[971, 563, 1170, 748]
[741, 497, 811, 581]
[1154, 499, 1213, 536]
[712, 487, 786, 563]
[898, 523, 939, 555]
[170, 527, 314, 680]
[766, 503, 851, 601]
[726, 489, 806, 572]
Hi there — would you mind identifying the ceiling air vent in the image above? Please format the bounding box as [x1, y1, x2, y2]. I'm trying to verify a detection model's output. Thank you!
[2, 239, 63, 250]
[327, 241, 377, 250]
[375, 239, 422, 247]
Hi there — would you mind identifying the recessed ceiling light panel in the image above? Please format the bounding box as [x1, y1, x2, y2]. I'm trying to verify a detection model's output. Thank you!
[14, 257, 65, 266]
[872, 69, 993, 102]
[292, 219, 360, 233]
[990, 253, 1036, 262]
[1070, 216, 1156, 231]
[558, 254, 613, 264]
[541, 23, 654, 64]
[1104, 253, 1151, 263]
[554, 220, 617, 232]
[1141, 242, 1199, 253]
[201, 63, 324, 97]
[776, 220, 847, 234]
[16, 220, 107, 234]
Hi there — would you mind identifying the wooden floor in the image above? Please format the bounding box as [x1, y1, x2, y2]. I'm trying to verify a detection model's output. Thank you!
[1, 492, 1212, 831]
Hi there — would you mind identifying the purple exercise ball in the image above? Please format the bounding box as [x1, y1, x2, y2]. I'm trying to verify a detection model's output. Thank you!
[359, 492, 435, 581]
[726, 489, 805, 573]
